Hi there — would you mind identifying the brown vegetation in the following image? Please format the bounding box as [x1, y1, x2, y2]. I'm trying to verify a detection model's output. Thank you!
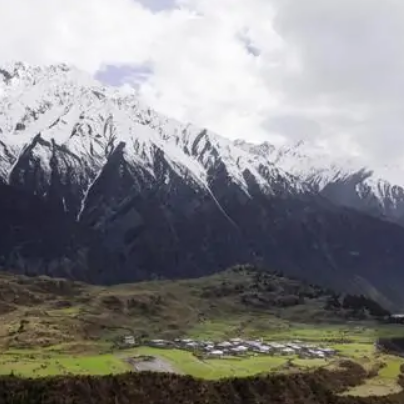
[378, 338, 404, 357]
[0, 360, 403, 404]
[0, 265, 390, 349]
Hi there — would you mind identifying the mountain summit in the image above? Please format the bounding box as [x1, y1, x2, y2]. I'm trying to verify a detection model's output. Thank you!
[237, 139, 404, 224]
[1, 62, 404, 308]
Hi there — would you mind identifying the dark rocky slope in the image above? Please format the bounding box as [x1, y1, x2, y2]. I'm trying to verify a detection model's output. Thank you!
[0, 182, 105, 282]
[1, 63, 404, 308]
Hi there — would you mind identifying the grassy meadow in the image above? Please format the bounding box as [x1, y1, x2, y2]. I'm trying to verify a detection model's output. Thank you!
[1, 323, 403, 389]
[0, 265, 403, 397]
[0, 348, 130, 377]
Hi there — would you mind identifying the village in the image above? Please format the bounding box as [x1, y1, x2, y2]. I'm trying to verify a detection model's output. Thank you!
[122, 335, 338, 360]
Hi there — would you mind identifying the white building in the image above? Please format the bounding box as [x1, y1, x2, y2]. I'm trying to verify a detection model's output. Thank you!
[149, 339, 168, 347]
[281, 348, 295, 356]
[185, 341, 199, 349]
[217, 341, 233, 349]
[256, 346, 271, 354]
[321, 348, 336, 356]
[231, 346, 248, 354]
[209, 350, 224, 357]
[270, 343, 285, 350]
[124, 336, 135, 346]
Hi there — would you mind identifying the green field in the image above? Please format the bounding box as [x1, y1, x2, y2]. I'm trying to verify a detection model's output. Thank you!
[1, 324, 403, 388]
[0, 349, 130, 377]
[127, 346, 303, 379]
[0, 265, 403, 397]
[0, 345, 330, 380]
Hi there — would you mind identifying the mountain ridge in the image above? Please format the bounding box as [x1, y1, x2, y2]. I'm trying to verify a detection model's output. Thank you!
[238, 139, 404, 224]
[1, 62, 404, 307]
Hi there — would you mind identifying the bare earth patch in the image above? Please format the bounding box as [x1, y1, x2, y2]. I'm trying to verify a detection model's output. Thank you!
[127, 356, 182, 374]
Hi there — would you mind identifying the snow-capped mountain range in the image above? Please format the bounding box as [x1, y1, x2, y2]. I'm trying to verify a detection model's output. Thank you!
[0, 62, 303, 209]
[236, 139, 404, 224]
[2, 62, 404, 308]
[2, 61, 404, 224]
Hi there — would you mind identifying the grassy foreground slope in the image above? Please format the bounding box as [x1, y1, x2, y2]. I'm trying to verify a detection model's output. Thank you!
[0, 264, 393, 349]
[2, 360, 404, 404]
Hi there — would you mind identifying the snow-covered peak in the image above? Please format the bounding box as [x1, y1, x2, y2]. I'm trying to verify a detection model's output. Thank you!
[234, 139, 276, 158]
[271, 140, 403, 190]
[0, 62, 87, 90]
[135, 114, 306, 195]
[271, 140, 368, 189]
[0, 61, 39, 83]
[2, 61, 404, 219]
[240, 138, 404, 220]
[0, 61, 308, 217]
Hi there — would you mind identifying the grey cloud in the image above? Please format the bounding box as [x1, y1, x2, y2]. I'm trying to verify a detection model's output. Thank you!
[259, 0, 404, 163]
[352, 110, 404, 162]
[135, 0, 178, 12]
[263, 114, 322, 142]
[237, 31, 261, 57]
[272, 0, 404, 102]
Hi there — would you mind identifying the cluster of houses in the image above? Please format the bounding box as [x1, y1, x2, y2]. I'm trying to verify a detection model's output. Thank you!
[123, 335, 337, 359]
[386, 314, 404, 324]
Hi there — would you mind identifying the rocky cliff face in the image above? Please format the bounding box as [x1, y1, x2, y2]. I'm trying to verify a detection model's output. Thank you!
[1, 62, 404, 308]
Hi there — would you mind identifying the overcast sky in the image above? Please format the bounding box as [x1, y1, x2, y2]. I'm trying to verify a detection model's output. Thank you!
[1, 0, 404, 165]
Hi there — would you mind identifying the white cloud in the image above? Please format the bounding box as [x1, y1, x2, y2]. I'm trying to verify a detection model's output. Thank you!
[0, 0, 284, 143]
[2, 0, 404, 166]
[137, 0, 283, 142]
[0, 0, 162, 71]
